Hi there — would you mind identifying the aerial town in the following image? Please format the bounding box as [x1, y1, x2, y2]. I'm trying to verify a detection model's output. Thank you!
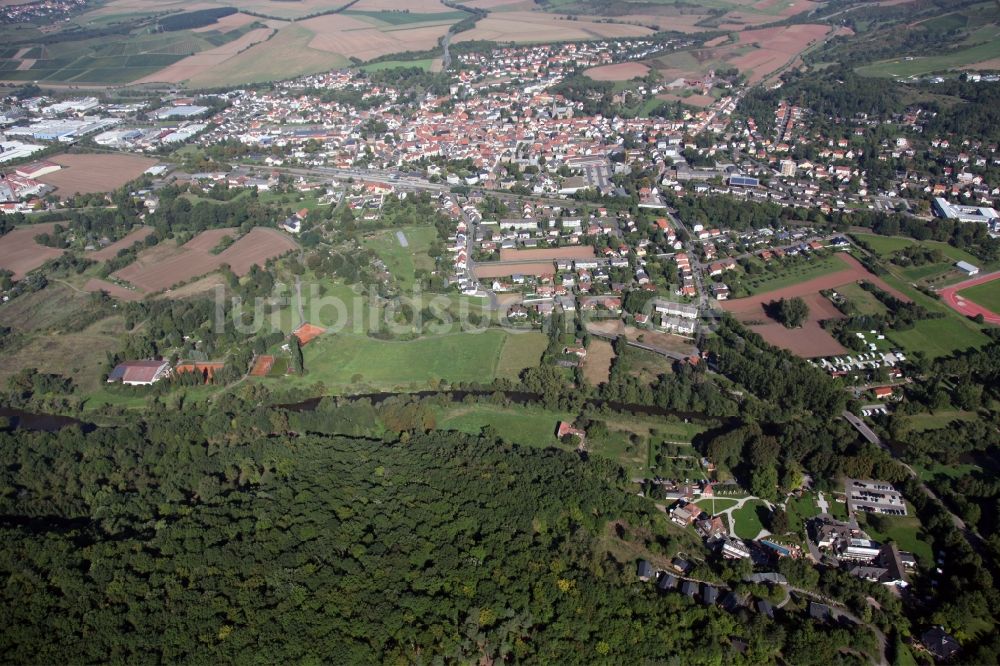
[0, 1, 998, 664]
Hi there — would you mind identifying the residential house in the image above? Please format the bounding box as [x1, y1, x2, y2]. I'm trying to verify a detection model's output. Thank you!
[808, 602, 832, 623]
[920, 627, 960, 662]
[657, 573, 679, 592]
[670, 502, 700, 527]
[637, 560, 654, 582]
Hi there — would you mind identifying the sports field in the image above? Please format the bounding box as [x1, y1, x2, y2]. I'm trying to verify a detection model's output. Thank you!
[957, 277, 1000, 316]
[846, 234, 994, 355]
[289, 328, 545, 391]
[947, 272, 1000, 325]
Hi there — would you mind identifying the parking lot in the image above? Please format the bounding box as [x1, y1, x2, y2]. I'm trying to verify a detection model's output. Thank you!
[845, 479, 908, 516]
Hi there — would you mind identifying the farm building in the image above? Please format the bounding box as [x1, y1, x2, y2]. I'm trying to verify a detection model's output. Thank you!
[107, 360, 170, 386]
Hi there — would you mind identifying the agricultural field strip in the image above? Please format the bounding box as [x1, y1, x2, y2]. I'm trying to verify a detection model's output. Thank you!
[113, 227, 297, 294]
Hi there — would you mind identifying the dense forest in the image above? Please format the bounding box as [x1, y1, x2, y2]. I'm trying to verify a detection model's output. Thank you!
[0, 408, 862, 664]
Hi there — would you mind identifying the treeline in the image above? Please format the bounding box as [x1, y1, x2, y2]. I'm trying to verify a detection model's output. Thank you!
[669, 193, 819, 231]
[704, 316, 846, 417]
[157, 7, 236, 32]
[442, 0, 486, 35]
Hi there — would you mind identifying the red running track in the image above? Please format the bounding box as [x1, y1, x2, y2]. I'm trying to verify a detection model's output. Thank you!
[938, 270, 1000, 325]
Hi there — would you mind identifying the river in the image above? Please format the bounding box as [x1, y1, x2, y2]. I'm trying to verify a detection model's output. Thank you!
[0, 407, 95, 433]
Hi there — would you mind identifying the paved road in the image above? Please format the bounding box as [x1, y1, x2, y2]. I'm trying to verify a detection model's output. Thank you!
[842, 410, 882, 445]
[842, 409, 985, 554]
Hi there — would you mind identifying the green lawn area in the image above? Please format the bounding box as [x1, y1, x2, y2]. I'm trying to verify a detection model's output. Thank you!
[834, 282, 888, 316]
[850, 233, 914, 257]
[828, 496, 849, 521]
[873, 269, 991, 358]
[744, 254, 847, 295]
[256, 190, 324, 212]
[360, 58, 436, 72]
[495, 331, 547, 380]
[82, 387, 151, 411]
[907, 410, 980, 432]
[83, 384, 221, 412]
[289, 280, 358, 333]
[434, 402, 692, 477]
[959, 279, 1000, 314]
[732, 500, 768, 539]
[695, 498, 739, 513]
[887, 316, 988, 359]
[856, 508, 933, 566]
[914, 461, 982, 483]
[607, 417, 707, 446]
[899, 263, 955, 283]
[850, 233, 988, 269]
[435, 403, 572, 448]
[785, 493, 821, 533]
[589, 429, 649, 477]
[361, 226, 438, 290]
[286, 328, 533, 392]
